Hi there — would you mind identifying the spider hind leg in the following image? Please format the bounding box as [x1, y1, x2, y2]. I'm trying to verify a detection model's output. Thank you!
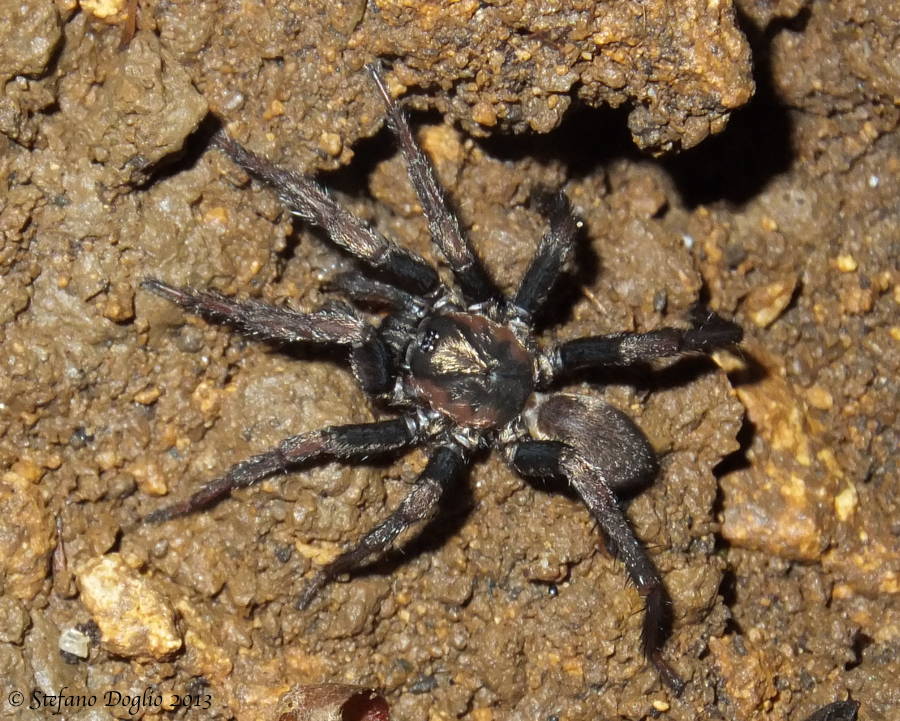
[509, 395, 685, 694]
[297, 444, 468, 609]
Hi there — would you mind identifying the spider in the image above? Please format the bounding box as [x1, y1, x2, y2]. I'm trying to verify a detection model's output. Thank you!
[141, 65, 742, 694]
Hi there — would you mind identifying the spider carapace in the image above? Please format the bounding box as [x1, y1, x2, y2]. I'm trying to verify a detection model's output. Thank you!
[141, 64, 742, 695]
[408, 311, 534, 429]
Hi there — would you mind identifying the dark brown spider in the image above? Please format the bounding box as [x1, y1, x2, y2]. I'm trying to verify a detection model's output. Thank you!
[141, 65, 742, 694]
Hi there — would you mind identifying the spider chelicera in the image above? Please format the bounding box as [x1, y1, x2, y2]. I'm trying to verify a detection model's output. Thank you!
[142, 65, 742, 694]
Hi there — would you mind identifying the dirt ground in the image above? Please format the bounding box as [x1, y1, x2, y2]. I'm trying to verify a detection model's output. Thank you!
[0, 1, 897, 720]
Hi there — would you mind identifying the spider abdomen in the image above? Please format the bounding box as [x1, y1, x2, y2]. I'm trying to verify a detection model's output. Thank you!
[407, 312, 534, 429]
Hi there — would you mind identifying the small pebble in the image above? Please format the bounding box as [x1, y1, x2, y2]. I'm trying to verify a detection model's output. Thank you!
[76, 554, 182, 661]
[58, 627, 91, 658]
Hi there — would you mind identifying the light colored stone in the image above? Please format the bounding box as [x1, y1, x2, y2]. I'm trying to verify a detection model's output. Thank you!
[76, 554, 182, 660]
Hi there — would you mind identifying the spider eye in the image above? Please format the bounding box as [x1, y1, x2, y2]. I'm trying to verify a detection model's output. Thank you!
[420, 329, 440, 353]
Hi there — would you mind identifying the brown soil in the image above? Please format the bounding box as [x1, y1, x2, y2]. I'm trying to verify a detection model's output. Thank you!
[0, 1, 896, 720]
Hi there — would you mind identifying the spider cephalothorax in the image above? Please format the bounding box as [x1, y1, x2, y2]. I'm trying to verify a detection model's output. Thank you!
[408, 310, 534, 428]
[142, 65, 742, 694]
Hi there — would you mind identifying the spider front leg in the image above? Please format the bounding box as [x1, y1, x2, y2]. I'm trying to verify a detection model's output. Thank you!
[142, 278, 395, 396]
[368, 63, 500, 305]
[145, 418, 419, 523]
[297, 444, 467, 609]
[511, 191, 582, 324]
[548, 305, 742, 378]
[211, 131, 440, 297]
[509, 394, 685, 694]
[326, 271, 423, 312]
[142, 278, 381, 344]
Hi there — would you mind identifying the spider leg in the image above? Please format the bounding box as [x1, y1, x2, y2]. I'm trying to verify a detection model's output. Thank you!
[211, 130, 440, 297]
[145, 418, 419, 524]
[142, 278, 395, 396]
[326, 271, 423, 312]
[511, 192, 582, 324]
[508, 394, 684, 694]
[547, 306, 742, 379]
[297, 444, 467, 609]
[564, 451, 684, 694]
[507, 438, 567, 479]
[143, 278, 375, 345]
[368, 63, 500, 306]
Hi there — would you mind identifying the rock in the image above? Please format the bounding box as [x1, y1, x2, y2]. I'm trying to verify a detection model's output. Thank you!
[75, 554, 182, 661]
[0, 468, 55, 600]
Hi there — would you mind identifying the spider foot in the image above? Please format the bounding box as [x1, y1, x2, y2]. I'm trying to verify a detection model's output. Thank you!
[685, 304, 743, 352]
[649, 650, 686, 696]
[643, 585, 686, 695]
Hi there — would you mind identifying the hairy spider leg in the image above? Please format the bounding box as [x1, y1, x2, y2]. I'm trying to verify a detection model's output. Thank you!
[138, 64, 746, 696]
[211, 130, 440, 298]
[141, 279, 396, 396]
[326, 271, 422, 312]
[296, 444, 467, 609]
[551, 307, 743, 375]
[144, 419, 419, 524]
[141, 279, 372, 345]
[508, 435, 684, 695]
[509, 393, 685, 693]
[367, 63, 501, 306]
[511, 192, 582, 323]
[562, 450, 685, 695]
